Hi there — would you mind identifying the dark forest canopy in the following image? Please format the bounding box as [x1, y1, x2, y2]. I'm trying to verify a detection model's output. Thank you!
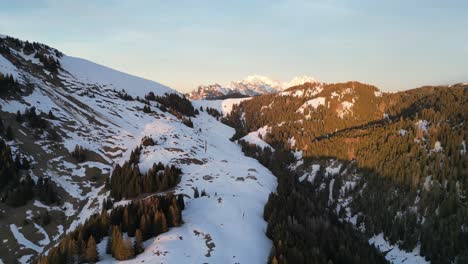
[225, 84, 468, 264]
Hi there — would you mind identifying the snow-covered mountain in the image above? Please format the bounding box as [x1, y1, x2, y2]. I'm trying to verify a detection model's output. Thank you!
[0, 35, 275, 264]
[188, 74, 317, 99]
[3, 34, 459, 264]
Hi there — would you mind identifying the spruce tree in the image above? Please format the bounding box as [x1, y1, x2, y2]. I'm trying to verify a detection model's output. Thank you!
[86, 235, 98, 263]
[111, 225, 121, 257]
[6, 125, 13, 140]
[106, 227, 112, 255]
[134, 229, 144, 255]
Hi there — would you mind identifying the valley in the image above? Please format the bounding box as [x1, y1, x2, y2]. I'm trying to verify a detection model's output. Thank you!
[0, 34, 466, 264]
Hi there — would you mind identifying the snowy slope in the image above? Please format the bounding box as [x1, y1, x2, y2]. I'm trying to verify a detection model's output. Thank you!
[60, 56, 175, 98]
[240, 126, 274, 151]
[0, 36, 276, 263]
[0, 54, 21, 80]
[191, 97, 251, 116]
[117, 112, 276, 263]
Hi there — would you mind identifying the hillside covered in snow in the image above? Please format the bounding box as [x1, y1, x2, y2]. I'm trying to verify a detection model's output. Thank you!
[223, 81, 468, 264]
[1, 34, 467, 264]
[0, 35, 276, 264]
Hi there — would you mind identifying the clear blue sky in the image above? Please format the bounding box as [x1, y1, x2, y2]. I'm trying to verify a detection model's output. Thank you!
[1, 0, 467, 92]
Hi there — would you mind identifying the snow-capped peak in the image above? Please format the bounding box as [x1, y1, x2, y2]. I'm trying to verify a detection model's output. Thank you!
[285, 75, 317, 88]
[226, 74, 283, 95]
[236, 74, 283, 89]
[189, 75, 317, 99]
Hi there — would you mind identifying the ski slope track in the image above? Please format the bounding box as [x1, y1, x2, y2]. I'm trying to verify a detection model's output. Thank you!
[0, 38, 276, 263]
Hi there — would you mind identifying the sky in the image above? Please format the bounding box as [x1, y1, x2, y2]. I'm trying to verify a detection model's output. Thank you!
[1, 0, 467, 92]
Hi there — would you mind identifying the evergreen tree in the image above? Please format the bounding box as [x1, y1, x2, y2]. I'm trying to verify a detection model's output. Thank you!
[6, 125, 13, 140]
[106, 227, 113, 255]
[86, 235, 98, 263]
[134, 229, 144, 255]
[16, 110, 23, 122]
[48, 110, 55, 119]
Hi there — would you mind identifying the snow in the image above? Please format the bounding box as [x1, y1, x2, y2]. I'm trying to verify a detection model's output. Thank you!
[0, 82, 64, 114]
[25, 210, 33, 220]
[369, 233, 429, 264]
[230, 74, 283, 93]
[326, 162, 342, 176]
[18, 255, 34, 264]
[60, 55, 175, 98]
[33, 223, 50, 246]
[284, 75, 317, 88]
[433, 141, 443, 152]
[52, 225, 64, 241]
[337, 101, 354, 118]
[14, 49, 41, 65]
[119, 111, 277, 263]
[33, 200, 76, 217]
[461, 140, 466, 155]
[328, 178, 335, 205]
[241, 128, 274, 151]
[190, 75, 317, 99]
[10, 224, 43, 253]
[192, 97, 251, 116]
[0, 54, 22, 81]
[423, 176, 433, 191]
[398, 129, 408, 136]
[1, 38, 277, 263]
[96, 237, 113, 263]
[298, 164, 321, 183]
[297, 97, 326, 113]
[67, 186, 107, 232]
[416, 120, 429, 132]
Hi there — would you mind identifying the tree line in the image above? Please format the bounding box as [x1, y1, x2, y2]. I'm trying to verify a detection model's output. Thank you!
[225, 84, 468, 263]
[37, 193, 185, 263]
[0, 139, 59, 207]
[110, 146, 182, 200]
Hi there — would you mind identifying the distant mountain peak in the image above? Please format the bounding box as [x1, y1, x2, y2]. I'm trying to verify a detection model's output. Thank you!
[285, 75, 317, 88]
[188, 74, 317, 99]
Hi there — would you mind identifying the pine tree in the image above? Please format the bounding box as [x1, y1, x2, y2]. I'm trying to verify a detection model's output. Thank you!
[160, 212, 168, 233]
[16, 110, 23, 123]
[119, 238, 133, 260]
[111, 226, 121, 257]
[271, 256, 279, 264]
[106, 227, 112, 255]
[140, 214, 148, 239]
[77, 232, 86, 263]
[48, 110, 55, 119]
[177, 194, 185, 210]
[134, 229, 144, 255]
[168, 205, 179, 227]
[6, 125, 13, 140]
[86, 235, 98, 263]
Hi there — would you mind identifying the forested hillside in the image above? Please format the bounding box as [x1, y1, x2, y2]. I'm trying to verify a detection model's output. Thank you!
[224, 82, 468, 264]
[0, 35, 277, 264]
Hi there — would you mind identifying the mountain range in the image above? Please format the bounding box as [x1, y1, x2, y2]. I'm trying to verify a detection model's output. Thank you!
[0, 35, 466, 264]
[187, 75, 317, 99]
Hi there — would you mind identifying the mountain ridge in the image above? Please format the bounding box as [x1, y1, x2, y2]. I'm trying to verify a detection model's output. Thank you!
[188, 74, 317, 99]
[0, 35, 276, 264]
